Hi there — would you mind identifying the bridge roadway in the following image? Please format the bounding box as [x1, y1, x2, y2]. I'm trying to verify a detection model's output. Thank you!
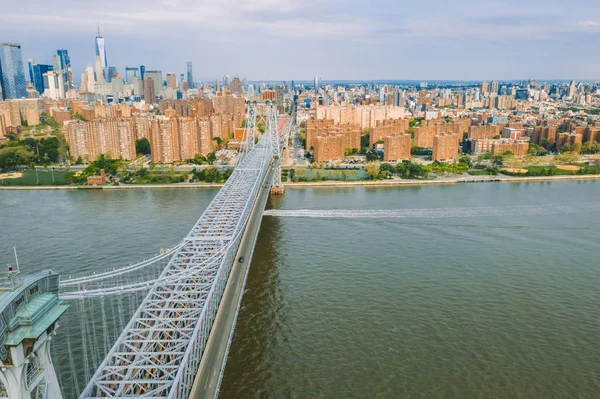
[190, 159, 275, 399]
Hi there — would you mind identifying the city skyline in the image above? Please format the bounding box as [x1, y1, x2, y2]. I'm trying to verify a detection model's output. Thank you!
[1, 0, 600, 81]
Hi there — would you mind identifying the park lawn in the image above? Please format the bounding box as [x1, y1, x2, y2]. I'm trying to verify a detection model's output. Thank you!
[0, 170, 70, 185]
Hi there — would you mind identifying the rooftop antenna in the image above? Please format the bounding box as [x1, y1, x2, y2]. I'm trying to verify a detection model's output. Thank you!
[97, 23, 100, 36]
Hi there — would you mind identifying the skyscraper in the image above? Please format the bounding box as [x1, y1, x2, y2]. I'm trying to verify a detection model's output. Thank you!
[314, 76, 321, 92]
[85, 65, 95, 93]
[140, 65, 146, 81]
[166, 73, 177, 89]
[125, 67, 139, 83]
[27, 59, 34, 83]
[0, 43, 27, 100]
[95, 25, 107, 68]
[223, 74, 230, 89]
[186, 62, 194, 89]
[57, 50, 72, 89]
[44, 71, 65, 99]
[94, 55, 105, 84]
[32, 63, 53, 94]
[57, 49, 70, 70]
[144, 70, 163, 95]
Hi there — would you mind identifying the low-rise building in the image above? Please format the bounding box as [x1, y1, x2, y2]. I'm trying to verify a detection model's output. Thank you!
[87, 169, 106, 185]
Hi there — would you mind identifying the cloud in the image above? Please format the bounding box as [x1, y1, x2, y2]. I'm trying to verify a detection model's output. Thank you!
[1, 0, 600, 80]
[572, 20, 600, 31]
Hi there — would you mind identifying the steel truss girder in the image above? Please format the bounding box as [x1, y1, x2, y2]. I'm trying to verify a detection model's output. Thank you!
[79, 109, 280, 398]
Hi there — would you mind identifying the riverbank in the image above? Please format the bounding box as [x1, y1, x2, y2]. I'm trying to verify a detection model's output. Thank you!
[1, 173, 600, 190]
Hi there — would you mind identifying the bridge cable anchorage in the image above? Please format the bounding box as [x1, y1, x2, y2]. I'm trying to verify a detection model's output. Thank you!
[76, 103, 282, 398]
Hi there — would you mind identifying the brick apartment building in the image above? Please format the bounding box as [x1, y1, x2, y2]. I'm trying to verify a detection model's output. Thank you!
[370, 119, 409, 146]
[432, 133, 459, 161]
[468, 125, 502, 139]
[415, 118, 470, 148]
[383, 134, 411, 161]
[556, 133, 583, 151]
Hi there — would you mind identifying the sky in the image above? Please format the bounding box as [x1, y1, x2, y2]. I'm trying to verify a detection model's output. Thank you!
[1, 0, 599, 82]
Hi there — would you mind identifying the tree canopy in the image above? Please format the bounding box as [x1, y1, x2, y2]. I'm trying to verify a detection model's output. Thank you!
[135, 138, 151, 155]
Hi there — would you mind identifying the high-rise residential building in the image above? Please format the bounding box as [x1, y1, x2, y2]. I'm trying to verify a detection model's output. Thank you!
[95, 25, 107, 68]
[230, 77, 242, 95]
[144, 77, 156, 104]
[314, 76, 321, 91]
[32, 63, 52, 94]
[144, 70, 163, 96]
[0, 43, 27, 100]
[140, 65, 146, 81]
[432, 132, 459, 161]
[481, 81, 489, 94]
[125, 67, 139, 83]
[490, 80, 499, 95]
[384, 134, 411, 161]
[166, 73, 177, 89]
[186, 62, 194, 89]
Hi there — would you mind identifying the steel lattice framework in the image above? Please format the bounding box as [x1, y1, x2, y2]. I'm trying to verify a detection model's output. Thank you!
[79, 104, 279, 399]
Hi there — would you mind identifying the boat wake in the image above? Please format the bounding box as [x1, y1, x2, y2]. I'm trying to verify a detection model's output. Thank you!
[264, 202, 600, 219]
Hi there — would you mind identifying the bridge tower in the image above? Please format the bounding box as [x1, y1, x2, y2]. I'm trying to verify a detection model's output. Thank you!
[243, 101, 257, 155]
[267, 101, 285, 195]
[0, 264, 68, 399]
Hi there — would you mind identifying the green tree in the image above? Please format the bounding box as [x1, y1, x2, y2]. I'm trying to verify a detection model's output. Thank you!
[39, 137, 60, 163]
[458, 155, 473, 168]
[75, 156, 83, 165]
[365, 162, 380, 180]
[207, 151, 217, 165]
[492, 155, 504, 167]
[528, 143, 549, 156]
[203, 166, 219, 182]
[193, 153, 208, 165]
[0, 147, 34, 172]
[135, 138, 151, 155]
[582, 140, 600, 154]
[360, 134, 370, 149]
[540, 139, 554, 152]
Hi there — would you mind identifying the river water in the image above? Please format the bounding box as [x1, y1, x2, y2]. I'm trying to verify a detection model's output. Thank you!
[0, 181, 599, 398]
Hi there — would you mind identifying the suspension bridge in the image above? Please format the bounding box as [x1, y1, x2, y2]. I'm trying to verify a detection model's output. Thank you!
[0, 102, 293, 399]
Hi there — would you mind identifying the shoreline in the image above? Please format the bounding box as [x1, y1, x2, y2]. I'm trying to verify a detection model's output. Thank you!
[1, 174, 600, 190]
